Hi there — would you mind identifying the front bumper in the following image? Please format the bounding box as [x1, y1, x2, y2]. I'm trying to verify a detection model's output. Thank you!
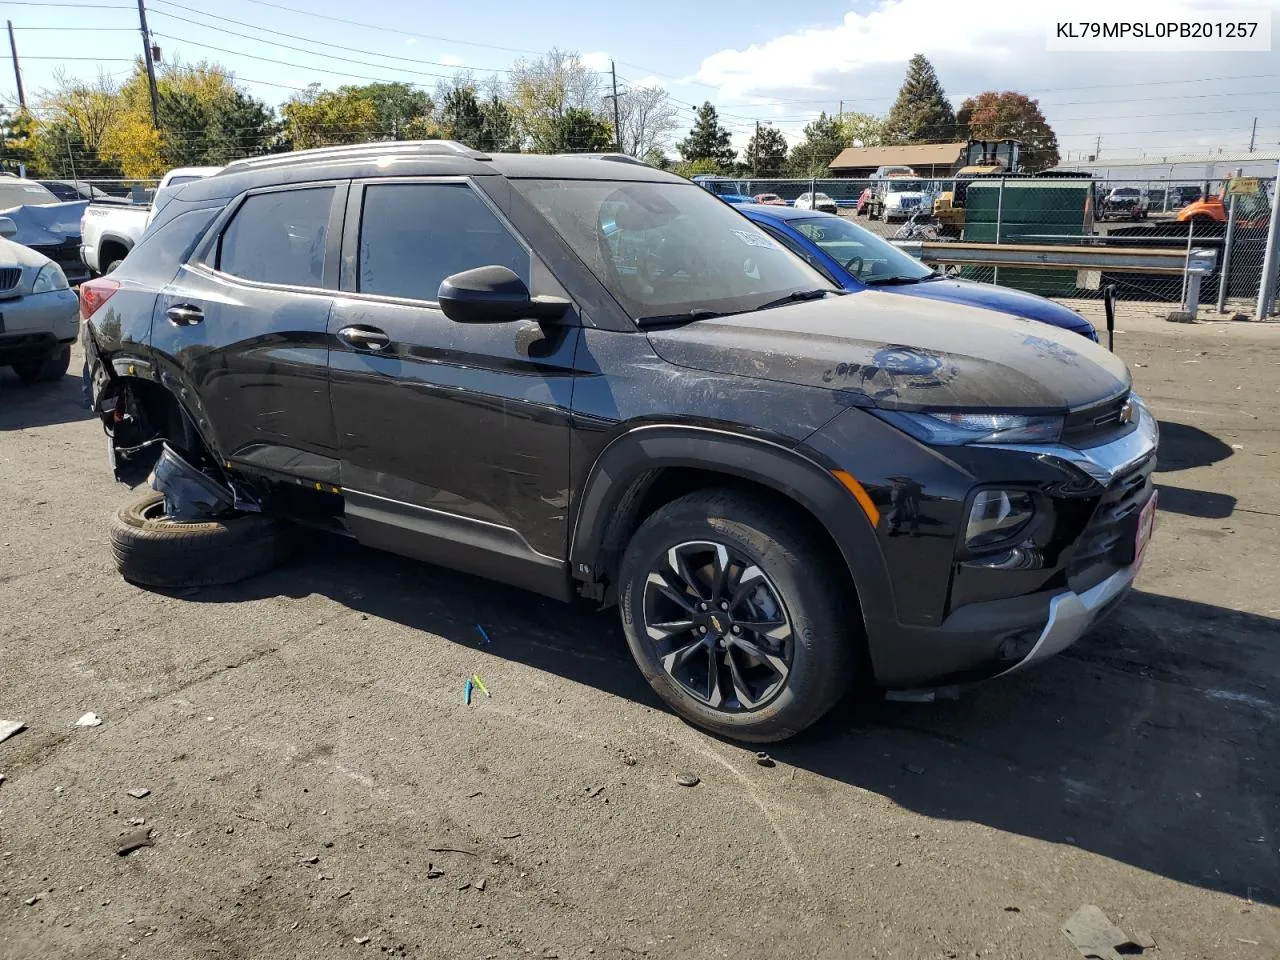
[0, 288, 80, 363]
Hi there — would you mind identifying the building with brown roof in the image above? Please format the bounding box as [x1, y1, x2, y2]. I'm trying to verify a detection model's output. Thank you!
[828, 142, 969, 178]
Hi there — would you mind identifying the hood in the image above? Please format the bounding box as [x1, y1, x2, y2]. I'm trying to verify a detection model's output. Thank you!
[645, 291, 1128, 413]
[0, 200, 88, 247]
[0, 234, 56, 270]
[879, 277, 1096, 337]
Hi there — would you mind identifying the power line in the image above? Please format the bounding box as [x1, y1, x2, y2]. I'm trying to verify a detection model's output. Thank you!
[4, 2, 134, 7]
[231, 0, 545, 56]
[149, 1, 523, 75]
[12, 25, 137, 30]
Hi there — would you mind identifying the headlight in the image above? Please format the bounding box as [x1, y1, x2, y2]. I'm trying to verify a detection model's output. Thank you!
[32, 263, 70, 294]
[873, 409, 1063, 445]
[966, 489, 1035, 548]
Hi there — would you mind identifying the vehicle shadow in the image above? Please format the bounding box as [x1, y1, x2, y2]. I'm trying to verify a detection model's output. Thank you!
[180, 539, 1280, 907]
[1152, 483, 1236, 519]
[1156, 420, 1234, 472]
[0, 369, 91, 430]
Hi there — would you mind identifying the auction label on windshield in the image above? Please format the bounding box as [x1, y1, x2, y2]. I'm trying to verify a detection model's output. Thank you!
[1046, 10, 1271, 51]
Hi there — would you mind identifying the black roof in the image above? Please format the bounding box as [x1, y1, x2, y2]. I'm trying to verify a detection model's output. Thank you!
[181, 141, 684, 202]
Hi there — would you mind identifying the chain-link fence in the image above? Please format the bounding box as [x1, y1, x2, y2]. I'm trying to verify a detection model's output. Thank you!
[702, 174, 1278, 319]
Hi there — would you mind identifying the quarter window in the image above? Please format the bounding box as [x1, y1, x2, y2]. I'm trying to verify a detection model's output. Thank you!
[217, 187, 335, 287]
[357, 182, 529, 302]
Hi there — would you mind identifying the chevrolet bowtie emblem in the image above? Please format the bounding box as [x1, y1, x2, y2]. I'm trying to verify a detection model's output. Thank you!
[709, 615, 724, 633]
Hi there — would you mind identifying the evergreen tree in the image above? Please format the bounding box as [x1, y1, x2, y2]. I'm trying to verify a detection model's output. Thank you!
[677, 102, 736, 170]
[883, 55, 956, 143]
[787, 112, 847, 177]
[743, 125, 789, 177]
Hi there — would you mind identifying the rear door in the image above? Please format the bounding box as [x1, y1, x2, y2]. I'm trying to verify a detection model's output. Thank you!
[327, 177, 581, 595]
[151, 181, 347, 485]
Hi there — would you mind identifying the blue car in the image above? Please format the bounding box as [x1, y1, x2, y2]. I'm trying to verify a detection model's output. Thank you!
[738, 204, 1099, 341]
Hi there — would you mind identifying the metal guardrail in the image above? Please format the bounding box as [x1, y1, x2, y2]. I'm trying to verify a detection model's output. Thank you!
[890, 240, 1217, 274]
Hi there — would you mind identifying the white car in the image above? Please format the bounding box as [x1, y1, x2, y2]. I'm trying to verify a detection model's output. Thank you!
[80, 166, 220, 275]
[794, 191, 838, 214]
[0, 215, 79, 384]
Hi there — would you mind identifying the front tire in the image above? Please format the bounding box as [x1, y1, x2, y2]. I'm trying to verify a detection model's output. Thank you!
[618, 489, 857, 742]
[109, 490, 295, 588]
[12, 344, 72, 384]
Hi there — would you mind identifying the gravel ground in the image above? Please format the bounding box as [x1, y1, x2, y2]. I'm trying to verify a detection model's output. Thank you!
[1, 317, 1278, 960]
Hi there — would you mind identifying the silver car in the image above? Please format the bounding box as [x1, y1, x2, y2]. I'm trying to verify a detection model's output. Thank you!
[794, 191, 839, 214]
[0, 216, 79, 384]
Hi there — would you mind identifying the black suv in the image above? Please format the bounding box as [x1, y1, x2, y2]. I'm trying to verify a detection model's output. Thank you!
[82, 142, 1158, 742]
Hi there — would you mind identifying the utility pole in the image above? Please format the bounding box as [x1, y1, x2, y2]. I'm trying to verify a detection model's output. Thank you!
[136, 0, 160, 127]
[1094, 135, 1101, 160]
[1249, 117, 1257, 153]
[7, 20, 25, 110]
[609, 60, 622, 154]
[838, 99, 843, 120]
[753, 120, 760, 177]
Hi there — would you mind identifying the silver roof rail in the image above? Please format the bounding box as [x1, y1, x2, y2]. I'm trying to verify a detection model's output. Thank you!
[220, 140, 491, 173]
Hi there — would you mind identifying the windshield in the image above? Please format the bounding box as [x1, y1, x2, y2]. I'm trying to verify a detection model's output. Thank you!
[514, 180, 833, 322]
[887, 180, 926, 193]
[0, 181, 60, 208]
[790, 216, 934, 283]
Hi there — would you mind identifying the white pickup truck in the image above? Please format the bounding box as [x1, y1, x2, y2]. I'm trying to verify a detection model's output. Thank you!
[80, 166, 220, 275]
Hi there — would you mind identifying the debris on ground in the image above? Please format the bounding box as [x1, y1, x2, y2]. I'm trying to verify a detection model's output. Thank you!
[23, 895, 40, 906]
[75, 712, 103, 727]
[674, 773, 700, 787]
[354, 935, 370, 945]
[755, 752, 775, 768]
[587, 785, 605, 798]
[427, 846, 477, 856]
[904, 763, 925, 775]
[475, 624, 491, 644]
[465, 678, 473, 705]
[1063, 904, 1156, 959]
[457, 882, 472, 891]
[126, 788, 150, 799]
[302, 855, 320, 864]
[336, 889, 353, 900]
[115, 827, 154, 856]
[620, 753, 637, 767]
[499, 832, 521, 840]
[471, 674, 490, 698]
[426, 866, 444, 879]
[475, 878, 487, 891]
[0, 720, 25, 744]
[1004, 906, 1021, 913]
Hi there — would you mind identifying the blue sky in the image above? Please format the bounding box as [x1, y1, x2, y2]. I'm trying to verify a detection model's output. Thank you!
[6, 0, 1280, 158]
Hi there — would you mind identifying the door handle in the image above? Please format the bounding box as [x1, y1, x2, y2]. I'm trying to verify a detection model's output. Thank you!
[166, 304, 204, 326]
[338, 325, 391, 351]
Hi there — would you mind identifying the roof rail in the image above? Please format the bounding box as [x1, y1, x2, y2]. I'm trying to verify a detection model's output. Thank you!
[220, 140, 491, 173]
[554, 153, 650, 166]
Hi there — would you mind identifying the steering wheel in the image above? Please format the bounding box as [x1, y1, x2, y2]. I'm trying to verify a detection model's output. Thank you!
[842, 256, 865, 277]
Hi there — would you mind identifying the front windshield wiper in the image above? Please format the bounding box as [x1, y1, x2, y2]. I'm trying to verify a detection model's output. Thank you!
[636, 307, 730, 327]
[863, 270, 942, 287]
[755, 288, 839, 310]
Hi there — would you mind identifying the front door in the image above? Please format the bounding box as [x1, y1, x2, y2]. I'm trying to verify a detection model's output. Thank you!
[328, 178, 581, 597]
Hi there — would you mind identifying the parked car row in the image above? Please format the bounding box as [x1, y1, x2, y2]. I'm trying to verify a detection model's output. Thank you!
[79, 142, 1154, 745]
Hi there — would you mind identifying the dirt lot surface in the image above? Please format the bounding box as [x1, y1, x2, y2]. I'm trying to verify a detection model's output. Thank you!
[2, 315, 1278, 960]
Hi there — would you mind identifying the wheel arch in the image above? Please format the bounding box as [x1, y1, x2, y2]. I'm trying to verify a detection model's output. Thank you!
[568, 425, 894, 627]
[98, 234, 135, 272]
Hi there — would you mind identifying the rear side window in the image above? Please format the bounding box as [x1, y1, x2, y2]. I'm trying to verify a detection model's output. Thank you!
[128, 207, 220, 282]
[358, 182, 529, 302]
[218, 187, 334, 287]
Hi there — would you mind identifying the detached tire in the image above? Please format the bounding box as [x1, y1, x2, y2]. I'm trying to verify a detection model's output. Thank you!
[12, 344, 72, 384]
[109, 490, 295, 589]
[618, 488, 858, 743]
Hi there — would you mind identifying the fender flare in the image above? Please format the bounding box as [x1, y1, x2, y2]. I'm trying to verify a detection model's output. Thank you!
[568, 424, 895, 624]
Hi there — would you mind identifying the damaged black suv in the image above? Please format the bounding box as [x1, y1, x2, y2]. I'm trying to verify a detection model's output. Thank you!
[82, 142, 1158, 742]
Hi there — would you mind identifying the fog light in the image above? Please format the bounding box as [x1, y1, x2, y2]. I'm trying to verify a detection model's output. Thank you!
[997, 629, 1040, 662]
[967, 545, 1043, 570]
[966, 490, 1034, 548]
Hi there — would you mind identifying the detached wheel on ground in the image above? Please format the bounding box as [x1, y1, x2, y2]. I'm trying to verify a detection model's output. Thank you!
[109, 489, 295, 589]
[11, 344, 72, 384]
[618, 488, 859, 743]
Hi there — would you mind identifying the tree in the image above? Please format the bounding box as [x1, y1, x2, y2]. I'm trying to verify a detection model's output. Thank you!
[677, 102, 735, 170]
[437, 85, 485, 146]
[642, 146, 670, 169]
[838, 112, 885, 148]
[282, 84, 379, 149]
[346, 82, 432, 140]
[672, 156, 720, 179]
[615, 84, 679, 158]
[479, 96, 520, 152]
[743, 124, 788, 177]
[550, 107, 614, 152]
[508, 49, 606, 151]
[787, 112, 846, 177]
[1, 107, 38, 174]
[883, 54, 956, 143]
[958, 91, 1060, 172]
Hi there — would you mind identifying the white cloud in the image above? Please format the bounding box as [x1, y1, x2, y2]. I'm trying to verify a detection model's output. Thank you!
[440, 54, 463, 67]
[405, 38, 418, 46]
[634, 75, 663, 89]
[580, 51, 612, 72]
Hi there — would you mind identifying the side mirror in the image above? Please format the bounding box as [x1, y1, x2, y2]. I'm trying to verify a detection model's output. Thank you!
[0, 217, 16, 239]
[437, 265, 571, 325]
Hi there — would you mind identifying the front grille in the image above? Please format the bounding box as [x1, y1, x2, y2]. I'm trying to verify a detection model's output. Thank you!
[1067, 456, 1155, 588]
[1063, 392, 1133, 447]
[0, 268, 19, 291]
